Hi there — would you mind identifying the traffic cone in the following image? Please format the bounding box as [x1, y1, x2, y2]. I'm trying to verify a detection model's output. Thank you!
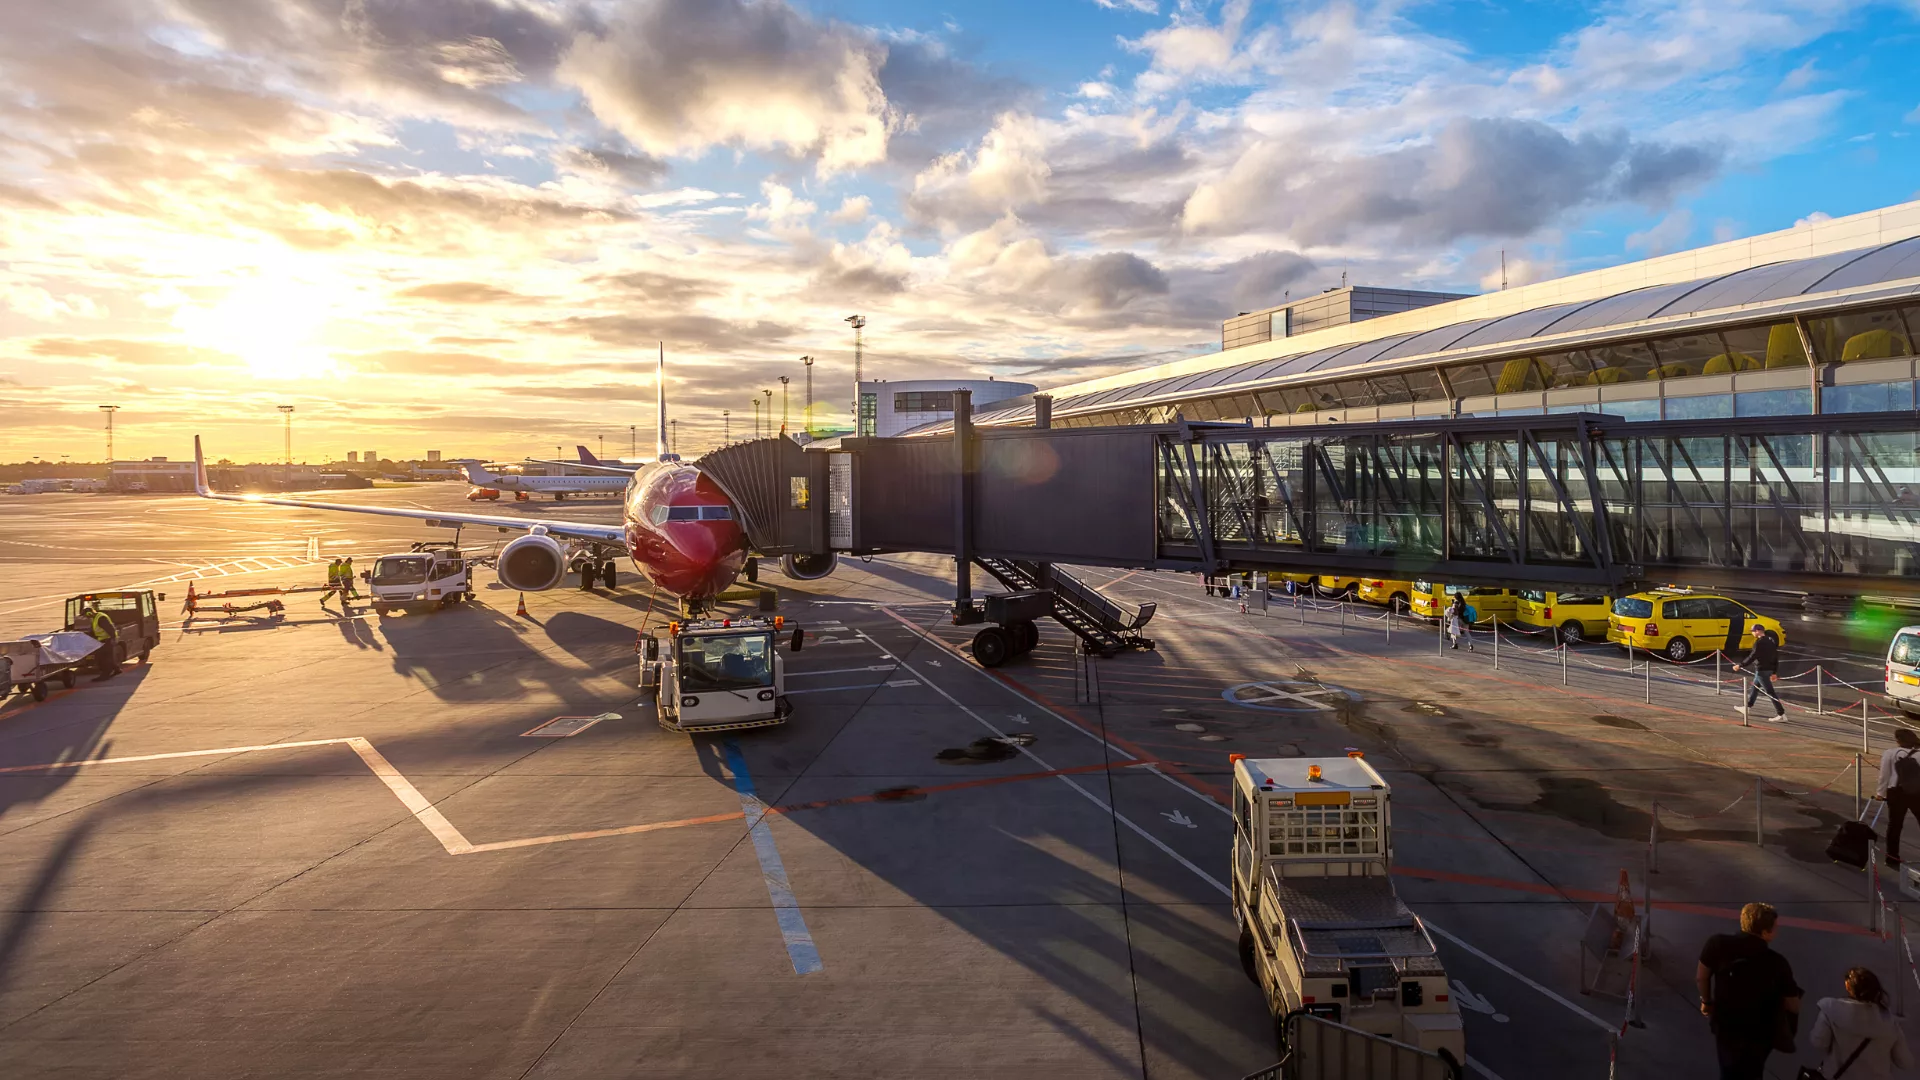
[183, 580, 197, 615]
[1609, 868, 1635, 950]
[515, 592, 529, 617]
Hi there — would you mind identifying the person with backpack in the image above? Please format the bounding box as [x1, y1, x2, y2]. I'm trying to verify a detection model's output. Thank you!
[1874, 728, 1920, 868]
[1807, 967, 1913, 1079]
[1697, 902, 1803, 1080]
[1734, 627, 1786, 721]
[1446, 593, 1473, 651]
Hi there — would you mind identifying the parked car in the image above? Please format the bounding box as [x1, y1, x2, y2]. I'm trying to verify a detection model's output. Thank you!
[1607, 589, 1786, 661]
[1884, 625, 1920, 718]
[1410, 582, 1517, 623]
[1516, 590, 1614, 643]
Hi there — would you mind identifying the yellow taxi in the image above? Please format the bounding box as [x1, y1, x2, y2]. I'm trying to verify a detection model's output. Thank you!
[1607, 589, 1786, 662]
[1515, 590, 1614, 644]
[1315, 575, 1362, 597]
[1409, 582, 1518, 623]
[1356, 578, 1417, 610]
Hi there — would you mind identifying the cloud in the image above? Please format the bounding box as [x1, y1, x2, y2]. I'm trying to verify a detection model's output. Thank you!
[556, 146, 670, 187]
[544, 313, 798, 353]
[395, 281, 539, 304]
[830, 195, 872, 224]
[353, 350, 510, 375]
[558, 0, 897, 174]
[26, 336, 231, 365]
[1182, 117, 1721, 244]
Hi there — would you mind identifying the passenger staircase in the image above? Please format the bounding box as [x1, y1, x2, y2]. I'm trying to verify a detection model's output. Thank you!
[975, 558, 1156, 656]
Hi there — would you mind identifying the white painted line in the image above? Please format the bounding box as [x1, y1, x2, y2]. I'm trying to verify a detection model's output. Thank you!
[1424, 920, 1613, 1032]
[723, 739, 823, 975]
[521, 712, 618, 737]
[1468, 1057, 1507, 1080]
[343, 738, 474, 855]
[787, 664, 898, 678]
[0, 738, 352, 774]
[786, 681, 910, 695]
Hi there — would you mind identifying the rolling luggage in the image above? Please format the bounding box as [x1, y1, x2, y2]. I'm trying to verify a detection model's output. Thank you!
[1827, 802, 1885, 869]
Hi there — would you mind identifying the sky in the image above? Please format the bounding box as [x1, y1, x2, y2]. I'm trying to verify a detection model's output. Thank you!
[3, 0, 1919, 464]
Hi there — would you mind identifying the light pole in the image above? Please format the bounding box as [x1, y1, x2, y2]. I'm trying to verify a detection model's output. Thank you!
[277, 405, 294, 465]
[802, 356, 814, 437]
[597, 435, 604, 461]
[98, 405, 119, 464]
[629, 425, 636, 457]
[777, 376, 790, 435]
[723, 410, 731, 443]
[751, 397, 762, 439]
[845, 315, 866, 436]
[763, 389, 773, 438]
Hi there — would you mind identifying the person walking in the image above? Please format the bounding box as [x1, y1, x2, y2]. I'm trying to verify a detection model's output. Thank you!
[1697, 902, 1802, 1080]
[322, 558, 342, 610]
[1446, 593, 1473, 651]
[78, 599, 121, 681]
[1808, 967, 1913, 1079]
[1875, 728, 1920, 868]
[1734, 627, 1786, 722]
[341, 557, 359, 600]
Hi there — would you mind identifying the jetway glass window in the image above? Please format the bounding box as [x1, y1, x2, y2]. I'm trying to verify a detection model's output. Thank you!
[1536, 350, 1597, 387]
[1649, 331, 1730, 377]
[1665, 394, 1734, 420]
[1829, 432, 1920, 576]
[1585, 342, 1659, 384]
[1448, 438, 1521, 560]
[1736, 389, 1811, 416]
[1718, 322, 1809, 370]
[1828, 382, 1915, 413]
[1808, 306, 1916, 365]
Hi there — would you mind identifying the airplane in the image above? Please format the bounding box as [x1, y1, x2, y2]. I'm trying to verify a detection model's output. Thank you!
[455, 459, 630, 500]
[522, 444, 641, 475]
[190, 348, 839, 605]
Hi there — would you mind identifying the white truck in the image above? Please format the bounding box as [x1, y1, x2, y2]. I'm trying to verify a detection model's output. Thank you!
[641, 616, 798, 734]
[365, 544, 473, 614]
[1232, 754, 1465, 1064]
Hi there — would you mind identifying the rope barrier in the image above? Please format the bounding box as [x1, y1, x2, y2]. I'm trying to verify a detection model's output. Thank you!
[1770, 759, 1858, 796]
[1651, 789, 1752, 821]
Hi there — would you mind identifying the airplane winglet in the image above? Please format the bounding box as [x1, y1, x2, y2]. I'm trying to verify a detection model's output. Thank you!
[193, 436, 210, 496]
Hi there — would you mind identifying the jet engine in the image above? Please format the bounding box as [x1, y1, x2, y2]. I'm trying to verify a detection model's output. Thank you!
[498, 533, 567, 591]
[780, 553, 838, 580]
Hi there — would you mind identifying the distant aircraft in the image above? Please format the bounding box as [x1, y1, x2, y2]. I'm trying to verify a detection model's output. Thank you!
[192, 348, 838, 603]
[455, 460, 628, 500]
[522, 444, 641, 475]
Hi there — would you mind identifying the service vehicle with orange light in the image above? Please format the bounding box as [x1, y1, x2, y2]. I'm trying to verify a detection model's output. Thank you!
[641, 615, 801, 734]
[1515, 590, 1613, 643]
[1607, 588, 1786, 662]
[1231, 753, 1464, 1062]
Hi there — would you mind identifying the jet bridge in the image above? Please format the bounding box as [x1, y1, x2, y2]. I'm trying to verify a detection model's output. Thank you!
[695, 395, 1920, 607]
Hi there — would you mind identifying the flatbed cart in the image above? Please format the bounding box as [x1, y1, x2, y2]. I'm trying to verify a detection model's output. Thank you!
[1, 633, 100, 701]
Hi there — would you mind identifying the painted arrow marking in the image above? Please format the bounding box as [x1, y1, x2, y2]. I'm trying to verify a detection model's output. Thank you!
[1162, 809, 1197, 828]
[1007, 713, 1030, 725]
[1449, 980, 1509, 1023]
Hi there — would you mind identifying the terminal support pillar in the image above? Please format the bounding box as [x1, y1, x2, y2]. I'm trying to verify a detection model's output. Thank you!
[1031, 394, 1055, 593]
[952, 389, 974, 622]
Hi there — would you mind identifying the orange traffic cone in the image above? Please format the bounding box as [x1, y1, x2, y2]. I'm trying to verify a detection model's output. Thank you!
[183, 580, 197, 615]
[1609, 868, 1636, 950]
[515, 592, 529, 617]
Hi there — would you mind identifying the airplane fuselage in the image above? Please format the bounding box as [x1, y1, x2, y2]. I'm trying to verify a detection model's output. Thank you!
[620, 462, 747, 599]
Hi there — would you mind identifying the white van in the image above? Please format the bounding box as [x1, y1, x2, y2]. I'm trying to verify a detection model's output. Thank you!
[1886, 625, 1920, 718]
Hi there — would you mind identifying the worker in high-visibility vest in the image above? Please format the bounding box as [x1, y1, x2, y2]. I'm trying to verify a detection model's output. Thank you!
[80, 600, 121, 679]
[321, 558, 342, 609]
[341, 557, 359, 600]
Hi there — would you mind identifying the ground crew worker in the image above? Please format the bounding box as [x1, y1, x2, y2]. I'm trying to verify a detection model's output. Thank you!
[341, 557, 359, 599]
[81, 600, 121, 680]
[321, 559, 342, 609]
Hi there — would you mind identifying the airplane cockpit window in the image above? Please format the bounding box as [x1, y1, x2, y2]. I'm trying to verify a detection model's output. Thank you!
[699, 506, 734, 520]
[658, 505, 731, 522]
[666, 506, 702, 521]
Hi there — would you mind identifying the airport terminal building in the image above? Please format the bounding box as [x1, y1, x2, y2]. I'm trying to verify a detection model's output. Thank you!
[930, 201, 1920, 434]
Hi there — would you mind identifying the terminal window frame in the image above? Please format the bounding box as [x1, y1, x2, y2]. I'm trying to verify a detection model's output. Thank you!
[895, 391, 955, 413]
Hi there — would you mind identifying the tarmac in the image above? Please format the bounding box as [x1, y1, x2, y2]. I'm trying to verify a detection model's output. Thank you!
[1, 486, 1917, 1079]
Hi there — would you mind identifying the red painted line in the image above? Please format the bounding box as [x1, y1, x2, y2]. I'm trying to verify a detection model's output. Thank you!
[1393, 865, 1878, 938]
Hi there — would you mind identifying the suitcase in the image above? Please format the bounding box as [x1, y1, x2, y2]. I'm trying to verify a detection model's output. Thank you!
[1827, 803, 1884, 869]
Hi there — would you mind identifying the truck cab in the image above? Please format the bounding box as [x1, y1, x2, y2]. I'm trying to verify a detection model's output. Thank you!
[1232, 754, 1463, 1061]
[366, 545, 472, 614]
[643, 617, 796, 734]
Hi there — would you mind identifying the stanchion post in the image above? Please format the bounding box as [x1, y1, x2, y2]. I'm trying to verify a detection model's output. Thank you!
[1645, 654, 1652, 705]
[1562, 642, 1569, 686]
[1858, 753, 1865, 819]
[1715, 651, 1722, 696]
[1648, 800, 1659, 873]
[1870, 844, 1880, 933]
[1817, 665, 1825, 717]
[1864, 697, 1872, 755]
[1754, 777, 1763, 847]
[1493, 615, 1500, 670]
[1385, 606, 1391, 645]
[1341, 597, 1347, 635]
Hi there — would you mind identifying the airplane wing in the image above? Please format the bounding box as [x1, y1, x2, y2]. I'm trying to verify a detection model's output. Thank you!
[192, 437, 626, 545]
[522, 457, 637, 475]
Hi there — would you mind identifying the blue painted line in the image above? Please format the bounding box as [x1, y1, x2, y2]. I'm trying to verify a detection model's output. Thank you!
[722, 739, 824, 975]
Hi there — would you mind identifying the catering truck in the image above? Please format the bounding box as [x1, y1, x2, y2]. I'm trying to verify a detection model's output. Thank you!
[1232, 753, 1465, 1063]
[641, 615, 799, 734]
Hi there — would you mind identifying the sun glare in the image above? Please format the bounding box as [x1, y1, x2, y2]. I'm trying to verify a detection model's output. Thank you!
[172, 277, 341, 379]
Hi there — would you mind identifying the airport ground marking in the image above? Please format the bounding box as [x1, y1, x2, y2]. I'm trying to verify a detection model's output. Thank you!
[722, 738, 824, 976]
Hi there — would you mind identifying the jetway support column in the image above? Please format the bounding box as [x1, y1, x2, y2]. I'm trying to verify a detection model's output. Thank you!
[952, 389, 974, 622]
[1031, 394, 1055, 593]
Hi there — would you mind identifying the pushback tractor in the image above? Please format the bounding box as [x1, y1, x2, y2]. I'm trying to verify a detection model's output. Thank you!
[1231, 754, 1465, 1065]
[640, 615, 801, 734]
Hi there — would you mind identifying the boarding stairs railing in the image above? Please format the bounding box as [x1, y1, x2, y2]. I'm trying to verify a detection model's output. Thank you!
[975, 558, 1155, 657]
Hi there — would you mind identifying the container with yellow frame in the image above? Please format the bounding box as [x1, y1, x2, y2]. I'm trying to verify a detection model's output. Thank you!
[1607, 589, 1786, 662]
[1356, 578, 1417, 611]
[1410, 582, 1518, 623]
[1515, 590, 1613, 644]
